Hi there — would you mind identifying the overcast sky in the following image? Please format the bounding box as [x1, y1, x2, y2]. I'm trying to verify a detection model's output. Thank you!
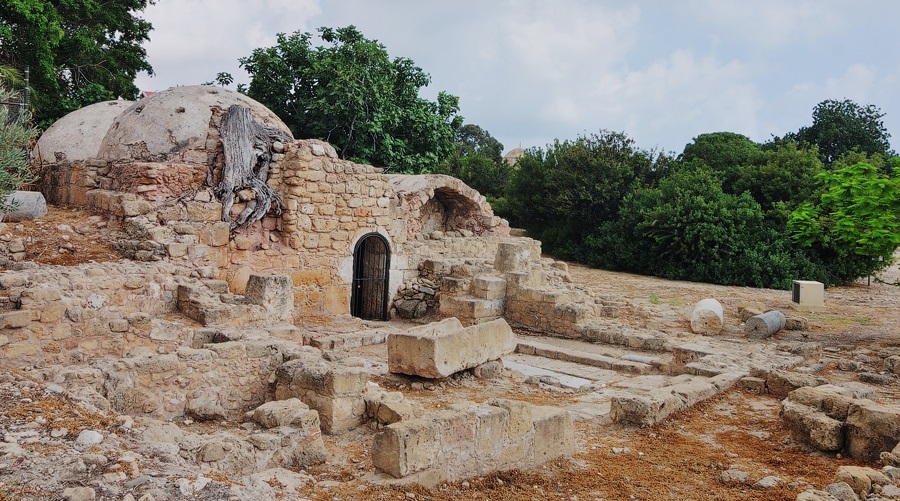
[133, 0, 900, 156]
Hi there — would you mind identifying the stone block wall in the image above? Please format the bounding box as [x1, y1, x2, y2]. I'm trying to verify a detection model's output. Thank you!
[97, 339, 292, 421]
[372, 399, 574, 485]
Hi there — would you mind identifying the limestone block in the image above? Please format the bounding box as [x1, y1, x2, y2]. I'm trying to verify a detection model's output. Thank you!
[372, 419, 442, 478]
[185, 395, 226, 422]
[244, 399, 320, 431]
[2, 191, 48, 222]
[786, 385, 856, 420]
[489, 399, 533, 439]
[845, 400, 900, 461]
[244, 274, 293, 323]
[834, 465, 890, 499]
[795, 490, 840, 501]
[0, 310, 31, 329]
[764, 369, 825, 398]
[780, 399, 844, 451]
[494, 241, 532, 272]
[690, 298, 723, 335]
[387, 318, 515, 378]
[438, 296, 505, 322]
[472, 275, 507, 300]
[531, 405, 575, 464]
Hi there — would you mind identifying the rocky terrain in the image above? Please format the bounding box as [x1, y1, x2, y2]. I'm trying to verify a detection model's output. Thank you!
[1, 207, 899, 501]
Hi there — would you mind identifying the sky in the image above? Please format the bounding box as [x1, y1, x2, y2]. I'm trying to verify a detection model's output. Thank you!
[134, 0, 900, 156]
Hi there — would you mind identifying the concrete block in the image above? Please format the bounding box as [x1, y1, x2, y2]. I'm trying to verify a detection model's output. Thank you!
[792, 280, 824, 311]
[388, 318, 516, 378]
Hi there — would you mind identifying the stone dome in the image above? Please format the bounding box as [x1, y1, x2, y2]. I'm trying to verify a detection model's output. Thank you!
[32, 100, 134, 166]
[96, 85, 292, 162]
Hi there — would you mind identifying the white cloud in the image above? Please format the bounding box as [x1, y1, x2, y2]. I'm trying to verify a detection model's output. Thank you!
[136, 0, 321, 91]
[689, 0, 845, 49]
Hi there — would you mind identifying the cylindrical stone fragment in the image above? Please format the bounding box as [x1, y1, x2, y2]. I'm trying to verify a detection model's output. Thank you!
[690, 298, 724, 335]
[744, 310, 786, 339]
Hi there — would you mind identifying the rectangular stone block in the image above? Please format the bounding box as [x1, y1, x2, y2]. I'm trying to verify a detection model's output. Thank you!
[472, 275, 507, 300]
[532, 405, 575, 464]
[372, 419, 441, 478]
[388, 318, 515, 378]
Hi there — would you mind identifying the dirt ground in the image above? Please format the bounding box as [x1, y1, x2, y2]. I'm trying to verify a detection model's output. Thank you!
[2, 207, 899, 500]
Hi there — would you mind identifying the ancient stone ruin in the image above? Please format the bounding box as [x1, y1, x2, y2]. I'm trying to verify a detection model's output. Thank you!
[1, 85, 898, 500]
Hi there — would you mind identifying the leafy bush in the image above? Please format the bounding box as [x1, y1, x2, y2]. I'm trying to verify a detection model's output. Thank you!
[503, 130, 668, 259]
[0, 87, 38, 213]
[788, 161, 900, 284]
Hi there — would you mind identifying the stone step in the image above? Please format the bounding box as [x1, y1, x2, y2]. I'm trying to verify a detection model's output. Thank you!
[310, 329, 388, 350]
[438, 295, 505, 322]
[578, 321, 672, 352]
[516, 338, 654, 374]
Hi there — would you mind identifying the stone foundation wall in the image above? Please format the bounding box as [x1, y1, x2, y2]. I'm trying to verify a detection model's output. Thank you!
[372, 399, 574, 486]
[97, 340, 291, 421]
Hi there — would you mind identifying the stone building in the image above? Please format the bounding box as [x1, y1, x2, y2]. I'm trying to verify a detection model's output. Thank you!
[31, 85, 510, 322]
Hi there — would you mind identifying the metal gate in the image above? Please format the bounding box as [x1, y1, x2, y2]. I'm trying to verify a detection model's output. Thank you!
[351, 233, 390, 320]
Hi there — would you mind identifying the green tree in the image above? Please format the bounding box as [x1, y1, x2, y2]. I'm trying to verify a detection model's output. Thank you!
[435, 124, 510, 198]
[589, 164, 822, 288]
[732, 140, 822, 213]
[679, 132, 763, 189]
[504, 130, 668, 258]
[788, 161, 900, 283]
[789, 99, 892, 167]
[0, 85, 38, 213]
[238, 25, 463, 173]
[0, 0, 154, 127]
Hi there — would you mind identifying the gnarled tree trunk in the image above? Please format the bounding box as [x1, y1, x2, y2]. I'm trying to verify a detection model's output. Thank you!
[216, 105, 290, 230]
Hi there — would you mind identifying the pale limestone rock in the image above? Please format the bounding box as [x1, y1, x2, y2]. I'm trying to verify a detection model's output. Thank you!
[690, 298, 723, 335]
[846, 400, 900, 461]
[387, 317, 515, 378]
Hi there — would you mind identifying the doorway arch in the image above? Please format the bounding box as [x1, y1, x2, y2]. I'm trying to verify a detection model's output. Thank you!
[351, 233, 390, 320]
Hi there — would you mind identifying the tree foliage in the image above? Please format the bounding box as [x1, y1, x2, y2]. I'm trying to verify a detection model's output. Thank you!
[239, 25, 463, 173]
[435, 124, 510, 198]
[789, 99, 892, 167]
[0, 86, 38, 213]
[0, 0, 154, 127]
[503, 130, 669, 259]
[788, 162, 900, 283]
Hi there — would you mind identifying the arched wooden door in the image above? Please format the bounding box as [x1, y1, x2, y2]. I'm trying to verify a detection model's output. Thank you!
[351, 233, 390, 320]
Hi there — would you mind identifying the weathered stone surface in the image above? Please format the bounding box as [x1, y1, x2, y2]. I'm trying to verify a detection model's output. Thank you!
[372, 399, 572, 484]
[274, 349, 368, 434]
[823, 481, 859, 501]
[244, 274, 293, 323]
[780, 399, 844, 451]
[834, 465, 890, 499]
[494, 241, 532, 272]
[744, 310, 785, 339]
[185, 395, 226, 422]
[845, 400, 900, 461]
[786, 385, 857, 420]
[2, 191, 49, 222]
[244, 399, 319, 430]
[761, 369, 825, 398]
[387, 317, 515, 378]
[690, 298, 723, 335]
[796, 490, 840, 501]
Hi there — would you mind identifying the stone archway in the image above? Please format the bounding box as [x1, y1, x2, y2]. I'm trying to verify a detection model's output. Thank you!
[351, 233, 390, 320]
